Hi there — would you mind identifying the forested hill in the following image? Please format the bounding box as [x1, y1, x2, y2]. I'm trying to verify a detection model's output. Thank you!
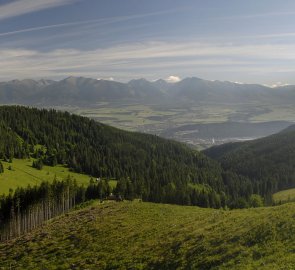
[0, 106, 227, 207]
[0, 106, 266, 208]
[204, 125, 295, 201]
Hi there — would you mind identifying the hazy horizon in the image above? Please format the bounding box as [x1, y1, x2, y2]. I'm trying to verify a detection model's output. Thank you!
[0, 74, 293, 88]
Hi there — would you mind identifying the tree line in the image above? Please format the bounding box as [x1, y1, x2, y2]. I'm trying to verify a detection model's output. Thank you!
[0, 106, 265, 209]
[0, 177, 112, 241]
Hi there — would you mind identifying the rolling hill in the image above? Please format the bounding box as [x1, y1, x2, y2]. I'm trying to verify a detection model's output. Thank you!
[1, 108, 295, 269]
[0, 105, 229, 208]
[0, 200, 294, 269]
[204, 125, 295, 201]
[0, 105, 275, 209]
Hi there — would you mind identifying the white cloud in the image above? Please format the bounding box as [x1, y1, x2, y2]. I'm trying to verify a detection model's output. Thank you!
[270, 82, 290, 88]
[0, 7, 183, 36]
[1, 40, 295, 82]
[165, 76, 181, 83]
[97, 77, 114, 81]
[217, 11, 295, 21]
[0, 20, 89, 37]
[0, 0, 78, 21]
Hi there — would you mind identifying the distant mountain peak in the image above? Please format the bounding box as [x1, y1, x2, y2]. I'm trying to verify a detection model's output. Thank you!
[1, 75, 295, 106]
[154, 79, 166, 83]
[128, 78, 150, 84]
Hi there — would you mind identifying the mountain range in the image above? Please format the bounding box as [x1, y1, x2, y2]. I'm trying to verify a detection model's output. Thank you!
[1, 76, 295, 106]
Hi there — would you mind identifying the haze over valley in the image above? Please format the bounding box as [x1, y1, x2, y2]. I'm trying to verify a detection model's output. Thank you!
[0, 76, 294, 148]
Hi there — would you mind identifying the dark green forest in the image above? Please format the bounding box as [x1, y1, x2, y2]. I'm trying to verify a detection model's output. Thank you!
[0, 177, 112, 240]
[0, 106, 280, 240]
[0, 106, 255, 209]
[0, 106, 223, 203]
[204, 127, 295, 203]
[2, 105, 293, 239]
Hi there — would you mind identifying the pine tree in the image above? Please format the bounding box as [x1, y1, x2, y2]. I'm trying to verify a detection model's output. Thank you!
[0, 161, 4, 173]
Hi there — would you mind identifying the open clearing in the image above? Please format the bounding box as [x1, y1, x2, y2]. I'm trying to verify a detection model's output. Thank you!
[273, 188, 295, 204]
[0, 159, 116, 195]
[1, 201, 295, 269]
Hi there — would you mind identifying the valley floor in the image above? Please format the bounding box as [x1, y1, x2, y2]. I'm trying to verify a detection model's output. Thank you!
[0, 201, 295, 270]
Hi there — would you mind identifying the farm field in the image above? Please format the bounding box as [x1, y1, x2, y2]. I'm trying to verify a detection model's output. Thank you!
[63, 103, 295, 130]
[55, 103, 295, 149]
[66, 103, 237, 131]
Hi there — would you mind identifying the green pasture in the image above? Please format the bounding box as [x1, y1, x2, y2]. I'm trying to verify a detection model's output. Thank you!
[0, 159, 117, 195]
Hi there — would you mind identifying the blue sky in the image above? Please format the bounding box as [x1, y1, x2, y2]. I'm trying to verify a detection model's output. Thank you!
[1, 0, 295, 85]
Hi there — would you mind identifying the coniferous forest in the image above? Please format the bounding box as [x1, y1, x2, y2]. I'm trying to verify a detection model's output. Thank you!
[2, 105, 292, 240]
[0, 177, 111, 240]
[204, 127, 295, 204]
[0, 106, 252, 208]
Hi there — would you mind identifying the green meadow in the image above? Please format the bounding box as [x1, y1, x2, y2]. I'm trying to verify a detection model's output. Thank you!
[0, 159, 116, 195]
[273, 188, 295, 204]
[1, 201, 295, 269]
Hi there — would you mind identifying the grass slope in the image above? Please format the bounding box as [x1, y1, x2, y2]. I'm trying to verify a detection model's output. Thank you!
[0, 159, 95, 195]
[273, 188, 295, 204]
[0, 201, 294, 269]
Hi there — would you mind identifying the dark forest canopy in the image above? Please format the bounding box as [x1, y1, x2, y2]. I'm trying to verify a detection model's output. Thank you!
[204, 125, 295, 203]
[0, 177, 112, 240]
[0, 105, 267, 209]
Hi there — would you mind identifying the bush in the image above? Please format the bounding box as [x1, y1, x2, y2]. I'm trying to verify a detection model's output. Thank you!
[250, 194, 264, 208]
[32, 159, 43, 170]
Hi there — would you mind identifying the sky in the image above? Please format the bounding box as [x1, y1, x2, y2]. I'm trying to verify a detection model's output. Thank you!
[1, 0, 295, 85]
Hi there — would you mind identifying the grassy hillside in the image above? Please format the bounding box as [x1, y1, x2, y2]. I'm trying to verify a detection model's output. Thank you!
[0, 201, 294, 270]
[0, 159, 95, 195]
[273, 188, 295, 204]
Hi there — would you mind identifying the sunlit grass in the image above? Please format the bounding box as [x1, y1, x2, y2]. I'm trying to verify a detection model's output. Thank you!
[1, 201, 295, 269]
[0, 159, 93, 195]
[273, 188, 295, 204]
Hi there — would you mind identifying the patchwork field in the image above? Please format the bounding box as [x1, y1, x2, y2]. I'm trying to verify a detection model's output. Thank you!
[54, 103, 295, 149]
[250, 104, 295, 122]
[67, 103, 234, 131]
[63, 103, 295, 130]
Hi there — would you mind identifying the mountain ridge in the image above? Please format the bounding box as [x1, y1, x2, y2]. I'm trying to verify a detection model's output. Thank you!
[1, 76, 295, 106]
